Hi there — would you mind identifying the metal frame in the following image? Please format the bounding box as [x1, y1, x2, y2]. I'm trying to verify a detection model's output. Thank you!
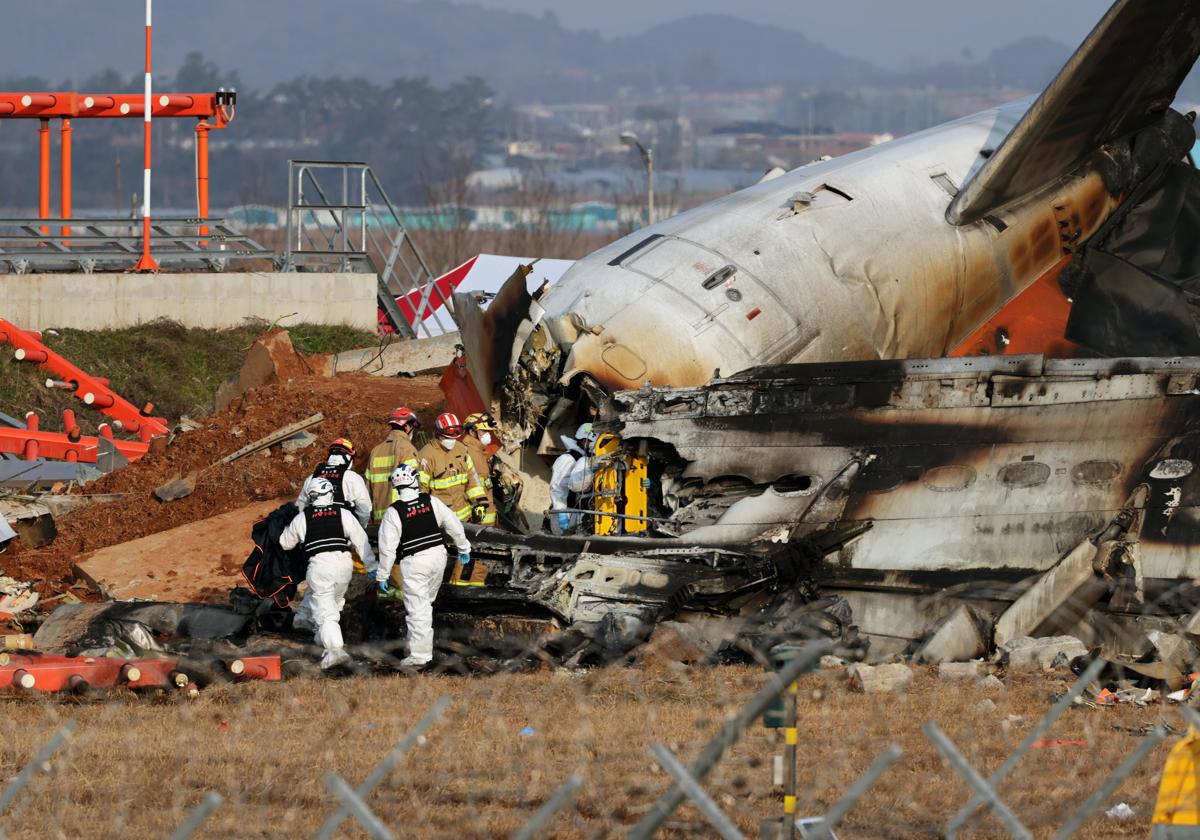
[0, 217, 270, 274]
[283, 159, 454, 338]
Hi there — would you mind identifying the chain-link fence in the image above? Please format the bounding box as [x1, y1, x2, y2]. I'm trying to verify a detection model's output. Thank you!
[0, 631, 1188, 839]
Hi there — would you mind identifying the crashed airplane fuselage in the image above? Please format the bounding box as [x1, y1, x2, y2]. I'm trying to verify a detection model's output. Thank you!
[449, 0, 1200, 652]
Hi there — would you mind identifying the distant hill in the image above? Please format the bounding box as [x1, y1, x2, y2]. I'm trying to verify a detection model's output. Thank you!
[904, 37, 1074, 90]
[0, 0, 1076, 99]
[3, 2, 1197, 103]
[618, 15, 884, 89]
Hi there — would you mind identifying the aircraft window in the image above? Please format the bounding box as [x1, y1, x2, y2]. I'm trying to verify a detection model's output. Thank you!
[773, 475, 814, 494]
[607, 233, 663, 267]
[1071, 460, 1121, 485]
[931, 173, 959, 197]
[999, 461, 1051, 488]
[922, 465, 975, 492]
[702, 265, 736, 290]
[859, 467, 902, 493]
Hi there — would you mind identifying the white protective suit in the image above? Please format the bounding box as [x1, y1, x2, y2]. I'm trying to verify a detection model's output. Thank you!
[376, 491, 471, 665]
[296, 454, 373, 527]
[279, 506, 376, 668]
[548, 430, 596, 534]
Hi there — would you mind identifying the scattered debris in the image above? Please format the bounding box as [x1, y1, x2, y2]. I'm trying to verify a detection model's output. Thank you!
[0, 588, 38, 617]
[1031, 740, 1088, 748]
[1149, 631, 1199, 674]
[1105, 803, 1136, 820]
[974, 698, 997, 714]
[848, 662, 913, 694]
[977, 675, 1006, 693]
[0, 497, 56, 548]
[937, 661, 989, 681]
[998, 635, 1088, 671]
[636, 621, 716, 665]
[913, 605, 989, 664]
[993, 537, 1109, 647]
[280, 430, 317, 453]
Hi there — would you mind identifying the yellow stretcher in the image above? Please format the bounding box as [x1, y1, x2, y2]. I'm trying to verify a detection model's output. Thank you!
[591, 433, 648, 536]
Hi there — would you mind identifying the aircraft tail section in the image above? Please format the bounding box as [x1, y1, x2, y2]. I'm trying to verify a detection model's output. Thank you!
[948, 0, 1200, 226]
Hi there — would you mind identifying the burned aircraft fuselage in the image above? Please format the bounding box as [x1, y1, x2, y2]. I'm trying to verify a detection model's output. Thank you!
[608, 354, 1200, 647]
[448, 0, 1200, 653]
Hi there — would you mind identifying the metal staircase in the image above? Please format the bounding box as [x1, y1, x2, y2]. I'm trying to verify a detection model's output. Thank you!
[282, 160, 455, 338]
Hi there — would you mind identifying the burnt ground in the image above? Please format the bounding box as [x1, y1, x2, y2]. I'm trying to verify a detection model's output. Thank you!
[5, 372, 444, 599]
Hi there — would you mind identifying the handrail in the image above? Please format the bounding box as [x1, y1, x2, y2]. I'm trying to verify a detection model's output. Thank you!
[283, 159, 454, 339]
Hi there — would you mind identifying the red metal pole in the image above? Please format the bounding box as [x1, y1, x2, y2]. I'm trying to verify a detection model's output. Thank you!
[38, 118, 49, 235]
[196, 120, 210, 240]
[60, 117, 72, 241]
[133, 0, 158, 272]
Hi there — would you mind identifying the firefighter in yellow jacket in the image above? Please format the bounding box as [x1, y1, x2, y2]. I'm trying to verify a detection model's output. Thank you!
[462, 412, 499, 527]
[418, 412, 489, 586]
[365, 407, 422, 526]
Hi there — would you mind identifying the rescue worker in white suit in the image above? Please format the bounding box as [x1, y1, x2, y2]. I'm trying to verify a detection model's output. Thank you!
[296, 437, 372, 527]
[279, 477, 376, 670]
[549, 423, 597, 534]
[375, 464, 471, 669]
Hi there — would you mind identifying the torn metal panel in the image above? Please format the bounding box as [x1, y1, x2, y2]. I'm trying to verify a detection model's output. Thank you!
[992, 538, 1105, 647]
[448, 523, 841, 637]
[613, 354, 1200, 586]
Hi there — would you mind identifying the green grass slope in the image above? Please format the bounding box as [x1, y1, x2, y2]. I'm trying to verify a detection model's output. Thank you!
[0, 319, 377, 432]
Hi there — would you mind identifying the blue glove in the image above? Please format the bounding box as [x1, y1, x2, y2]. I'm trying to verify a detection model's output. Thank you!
[376, 579, 390, 596]
[458, 551, 471, 566]
[556, 513, 570, 532]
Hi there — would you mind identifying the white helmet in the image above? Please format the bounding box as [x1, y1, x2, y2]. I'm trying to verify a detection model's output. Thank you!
[562, 422, 596, 454]
[307, 477, 336, 506]
[390, 464, 420, 490]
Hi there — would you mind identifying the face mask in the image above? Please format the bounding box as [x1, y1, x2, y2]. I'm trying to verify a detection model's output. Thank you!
[398, 486, 419, 502]
[439, 437, 456, 451]
[478, 432, 492, 446]
[328, 453, 348, 467]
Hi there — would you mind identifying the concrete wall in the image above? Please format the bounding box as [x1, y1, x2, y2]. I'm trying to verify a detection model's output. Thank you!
[0, 272, 377, 331]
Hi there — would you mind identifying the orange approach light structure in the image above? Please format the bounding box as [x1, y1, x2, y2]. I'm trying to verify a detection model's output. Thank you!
[0, 88, 237, 259]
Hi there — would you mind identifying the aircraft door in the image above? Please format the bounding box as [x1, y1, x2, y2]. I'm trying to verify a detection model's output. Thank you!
[622, 235, 816, 364]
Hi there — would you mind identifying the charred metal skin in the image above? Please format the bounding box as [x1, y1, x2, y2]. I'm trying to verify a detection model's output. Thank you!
[612, 353, 1200, 650]
[442, 524, 829, 626]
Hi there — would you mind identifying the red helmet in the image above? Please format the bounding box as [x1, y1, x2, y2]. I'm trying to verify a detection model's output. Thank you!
[434, 412, 463, 439]
[388, 407, 420, 429]
[328, 437, 356, 457]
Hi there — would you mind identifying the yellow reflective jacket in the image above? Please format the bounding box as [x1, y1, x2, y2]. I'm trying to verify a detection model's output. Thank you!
[365, 431, 420, 523]
[417, 440, 486, 521]
[1154, 728, 1200, 827]
[461, 436, 497, 525]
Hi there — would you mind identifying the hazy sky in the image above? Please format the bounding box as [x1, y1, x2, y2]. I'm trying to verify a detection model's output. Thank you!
[467, 0, 1116, 68]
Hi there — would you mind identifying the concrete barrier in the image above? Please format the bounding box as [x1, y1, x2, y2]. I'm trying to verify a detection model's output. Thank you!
[0, 271, 377, 331]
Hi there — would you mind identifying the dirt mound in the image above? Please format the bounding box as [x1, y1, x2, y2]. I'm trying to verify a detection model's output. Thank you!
[7, 372, 444, 597]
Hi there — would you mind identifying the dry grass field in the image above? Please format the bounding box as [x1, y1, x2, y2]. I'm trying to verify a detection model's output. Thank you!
[0, 663, 1183, 838]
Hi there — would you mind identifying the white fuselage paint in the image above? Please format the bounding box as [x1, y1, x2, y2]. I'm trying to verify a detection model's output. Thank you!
[533, 96, 1116, 392]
